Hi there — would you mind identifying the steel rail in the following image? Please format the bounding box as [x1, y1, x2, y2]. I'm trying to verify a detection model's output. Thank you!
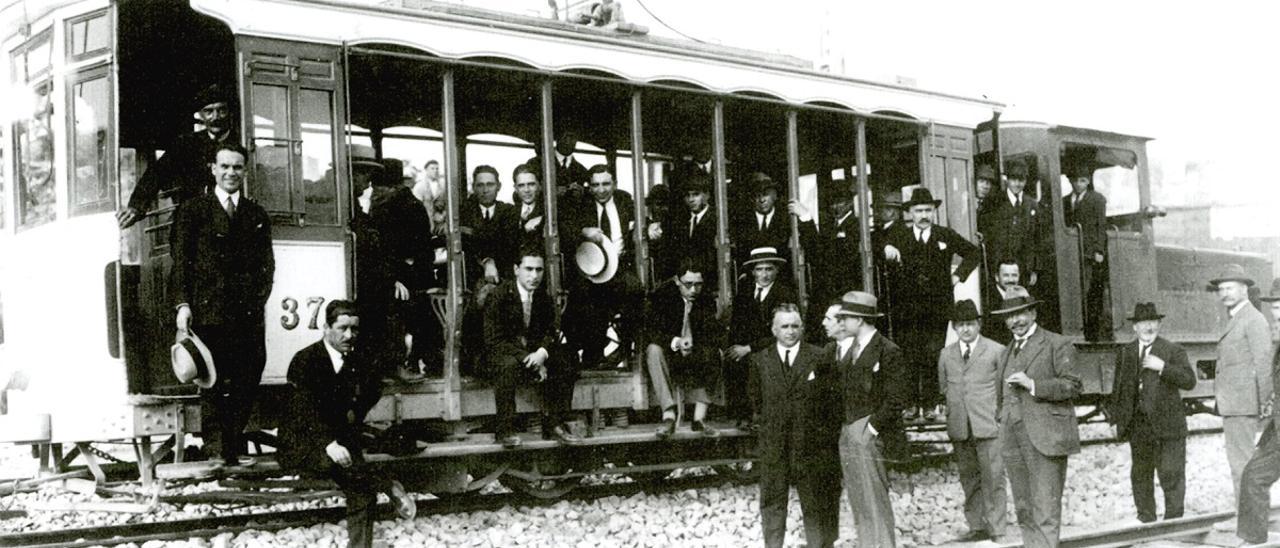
[1037, 504, 1280, 548]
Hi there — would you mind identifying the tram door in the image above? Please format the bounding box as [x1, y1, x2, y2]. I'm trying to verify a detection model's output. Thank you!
[925, 124, 981, 313]
[238, 38, 351, 384]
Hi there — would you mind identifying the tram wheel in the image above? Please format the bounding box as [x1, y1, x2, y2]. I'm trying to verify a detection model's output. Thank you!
[499, 460, 582, 499]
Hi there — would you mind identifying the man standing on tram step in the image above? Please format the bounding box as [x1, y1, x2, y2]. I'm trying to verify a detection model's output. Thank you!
[646, 257, 723, 439]
[1106, 302, 1195, 523]
[830, 291, 908, 548]
[727, 247, 798, 428]
[1207, 264, 1274, 507]
[881, 187, 981, 421]
[483, 246, 583, 448]
[118, 83, 239, 229]
[792, 183, 864, 316]
[171, 143, 274, 465]
[1235, 282, 1280, 545]
[992, 285, 1081, 548]
[560, 165, 644, 370]
[278, 300, 417, 548]
[1062, 164, 1110, 341]
[978, 160, 1041, 289]
[938, 299, 1009, 542]
[750, 303, 841, 548]
[733, 173, 792, 267]
[366, 158, 433, 383]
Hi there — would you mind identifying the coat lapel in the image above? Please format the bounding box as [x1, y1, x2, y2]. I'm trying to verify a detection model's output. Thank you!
[789, 345, 817, 387]
[1220, 308, 1242, 340]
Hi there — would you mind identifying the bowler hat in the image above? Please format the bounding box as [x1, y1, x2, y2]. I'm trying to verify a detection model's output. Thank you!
[901, 187, 942, 209]
[349, 144, 382, 170]
[975, 165, 997, 182]
[171, 332, 216, 389]
[1261, 279, 1280, 303]
[575, 236, 620, 284]
[989, 285, 1040, 316]
[1126, 302, 1165, 322]
[742, 247, 787, 267]
[192, 83, 234, 111]
[951, 299, 981, 322]
[1003, 161, 1029, 181]
[835, 291, 884, 318]
[1208, 263, 1255, 288]
[749, 173, 779, 196]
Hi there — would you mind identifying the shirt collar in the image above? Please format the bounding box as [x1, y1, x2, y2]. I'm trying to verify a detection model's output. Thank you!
[1015, 323, 1039, 344]
[517, 283, 533, 302]
[1229, 300, 1248, 317]
[836, 210, 854, 226]
[777, 341, 800, 362]
[1007, 189, 1022, 205]
[214, 186, 240, 206]
[555, 151, 571, 165]
[691, 207, 707, 222]
[836, 336, 855, 354]
[322, 339, 345, 374]
[855, 327, 876, 353]
[757, 210, 773, 223]
[597, 197, 615, 211]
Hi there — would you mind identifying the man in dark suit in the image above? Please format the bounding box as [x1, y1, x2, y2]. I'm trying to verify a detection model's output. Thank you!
[482, 247, 582, 448]
[750, 303, 842, 548]
[278, 300, 416, 548]
[792, 184, 863, 312]
[881, 187, 980, 420]
[119, 84, 239, 229]
[978, 161, 1042, 287]
[1062, 166, 1110, 341]
[460, 165, 519, 286]
[528, 131, 590, 216]
[561, 165, 644, 369]
[1106, 303, 1196, 523]
[171, 143, 274, 465]
[664, 173, 718, 282]
[992, 286, 1082, 548]
[512, 163, 546, 250]
[829, 291, 908, 548]
[733, 173, 792, 266]
[727, 247, 798, 426]
[939, 300, 1008, 541]
[646, 258, 723, 438]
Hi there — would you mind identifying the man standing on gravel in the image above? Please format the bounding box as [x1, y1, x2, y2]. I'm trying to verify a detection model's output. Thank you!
[1235, 281, 1280, 545]
[750, 303, 842, 547]
[1107, 303, 1195, 523]
[938, 299, 1008, 542]
[1209, 264, 1273, 506]
[992, 286, 1081, 548]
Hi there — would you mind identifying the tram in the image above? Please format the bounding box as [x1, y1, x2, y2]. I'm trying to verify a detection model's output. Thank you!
[0, 0, 1267, 494]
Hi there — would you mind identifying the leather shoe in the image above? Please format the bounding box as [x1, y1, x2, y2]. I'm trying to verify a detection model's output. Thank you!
[655, 418, 676, 440]
[548, 424, 583, 445]
[389, 480, 416, 520]
[692, 420, 718, 438]
[499, 434, 522, 449]
[953, 529, 990, 542]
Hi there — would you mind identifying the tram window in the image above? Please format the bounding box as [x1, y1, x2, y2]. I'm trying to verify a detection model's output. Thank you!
[10, 30, 51, 84]
[13, 80, 57, 229]
[641, 87, 715, 284]
[68, 69, 115, 216]
[249, 84, 292, 214]
[465, 134, 535, 205]
[67, 10, 111, 61]
[1060, 144, 1140, 216]
[300, 88, 338, 225]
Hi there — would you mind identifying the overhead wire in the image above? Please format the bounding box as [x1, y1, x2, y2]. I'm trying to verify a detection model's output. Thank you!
[631, 0, 706, 43]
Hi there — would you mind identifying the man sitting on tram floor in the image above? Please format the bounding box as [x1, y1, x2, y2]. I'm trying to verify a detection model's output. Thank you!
[171, 143, 275, 466]
[727, 247, 797, 428]
[752, 303, 842, 548]
[1105, 302, 1195, 524]
[791, 183, 863, 317]
[732, 174, 792, 267]
[278, 299, 417, 548]
[881, 187, 981, 422]
[483, 246, 583, 448]
[938, 299, 1009, 542]
[560, 165, 645, 370]
[984, 257, 1026, 345]
[512, 163, 547, 249]
[118, 83, 239, 229]
[645, 258, 723, 439]
[830, 291, 907, 548]
[978, 161, 1042, 290]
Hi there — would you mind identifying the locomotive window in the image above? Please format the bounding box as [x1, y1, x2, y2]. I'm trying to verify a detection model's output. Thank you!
[1060, 144, 1140, 217]
[69, 67, 116, 216]
[13, 79, 57, 230]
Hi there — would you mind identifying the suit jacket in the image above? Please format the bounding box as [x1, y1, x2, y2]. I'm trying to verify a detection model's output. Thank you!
[1215, 303, 1274, 416]
[733, 208, 792, 265]
[882, 222, 980, 316]
[127, 130, 240, 212]
[978, 192, 1042, 273]
[483, 280, 556, 367]
[460, 198, 520, 282]
[669, 207, 719, 272]
[834, 331, 909, 433]
[729, 280, 798, 352]
[368, 186, 434, 290]
[563, 191, 638, 269]
[996, 326, 1082, 456]
[748, 342, 842, 470]
[278, 340, 382, 472]
[939, 336, 1006, 441]
[170, 193, 274, 327]
[799, 213, 863, 298]
[645, 280, 723, 385]
[1063, 190, 1107, 258]
[1107, 337, 1196, 440]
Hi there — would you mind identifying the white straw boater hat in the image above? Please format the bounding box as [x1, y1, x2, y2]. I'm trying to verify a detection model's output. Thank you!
[171, 332, 216, 389]
[742, 247, 787, 267]
[575, 235, 621, 284]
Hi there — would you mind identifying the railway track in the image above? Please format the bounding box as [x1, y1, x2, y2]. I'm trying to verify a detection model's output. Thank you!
[0, 472, 749, 548]
[991, 504, 1280, 548]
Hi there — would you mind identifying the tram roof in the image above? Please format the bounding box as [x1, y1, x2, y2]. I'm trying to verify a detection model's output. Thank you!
[191, 0, 1004, 127]
[1001, 121, 1154, 143]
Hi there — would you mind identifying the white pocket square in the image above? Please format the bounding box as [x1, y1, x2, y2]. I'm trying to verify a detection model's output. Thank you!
[807, 371, 816, 381]
[873, 362, 880, 373]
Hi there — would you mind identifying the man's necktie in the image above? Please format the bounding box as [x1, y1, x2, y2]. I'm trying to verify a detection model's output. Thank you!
[916, 229, 924, 244]
[1012, 338, 1026, 358]
[963, 344, 971, 362]
[783, 348, 792, 368]
[224, 196, 236, 219]
[755, 287, 763, 303]
[681, 300, 693, 342]
[522, 204, 532, 220]
[1015, 195, 1022, 209]
[522, 297, 531, 328]
[599, 206, 612, 238]
[689, 215, 697, 238]
[1138, 344, 1149, 391]
[484, 207, 491, 221]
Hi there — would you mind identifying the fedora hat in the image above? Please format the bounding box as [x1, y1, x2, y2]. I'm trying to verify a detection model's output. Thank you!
[171, 332, 216, 389]
[990, 285, 1040, 316]
[349, 144, 382, 170]
[575, 236, 620, 284]
[1208, 263, 1255, 288]
[951, 299, 981, 322]
[975, 165, 997, 182]
[1259, 279, 1280, 302]
[192, 83, 234, 111]
[901, 187, 942, 209]
[1003, 160, 1029, 181]
[1126, 302, 1165, 322]
[742, 247, 787, 267]
[835, 291, 884, 318]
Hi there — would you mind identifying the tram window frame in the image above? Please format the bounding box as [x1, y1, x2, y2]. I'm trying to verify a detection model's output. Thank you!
[12, 77, 58, 231]
[67, 63, 117, 217]
[65, 9, 112, 63]
[1058, 143, 1141, 218]
[10, 29, 52, 85]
